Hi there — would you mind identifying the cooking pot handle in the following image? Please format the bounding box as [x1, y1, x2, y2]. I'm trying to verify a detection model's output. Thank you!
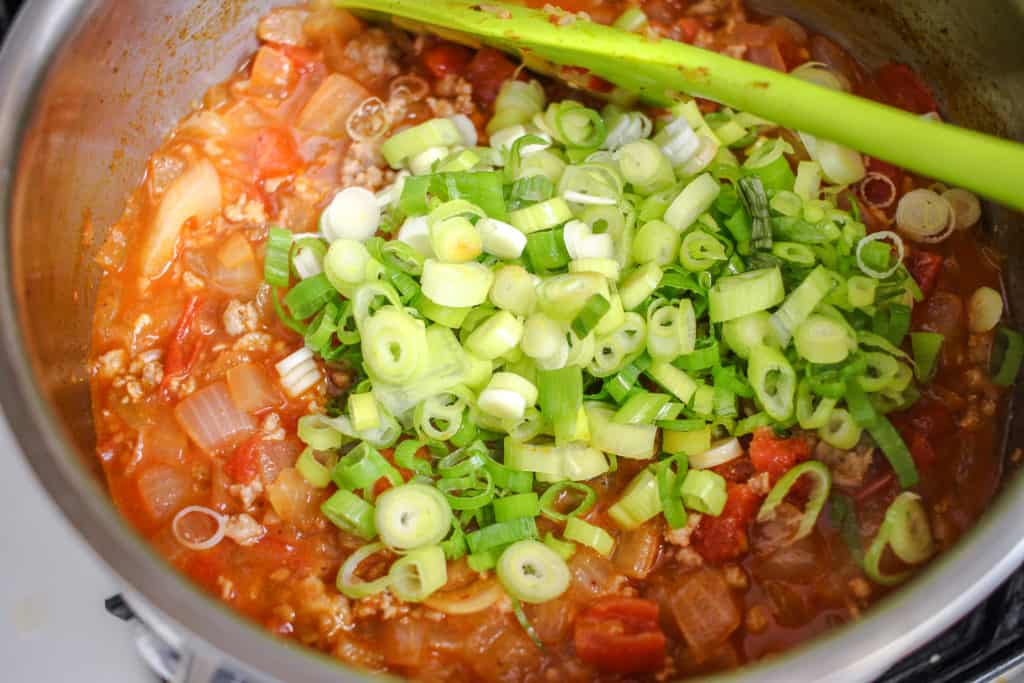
[173, 648, 254, 683]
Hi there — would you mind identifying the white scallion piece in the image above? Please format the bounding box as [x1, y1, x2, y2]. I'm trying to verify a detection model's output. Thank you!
[292, 246, 323, 279]
[409, 146, 450, 176]
[320, 187, 381, 243]
[275, 347, 322, 398]
[397, 216, 434, 257]
[895, 189, 954, 243]
[478, 217, 527, 259]
[942, 188, 982, 231]
[689, 438, 743, 469]
[449, 114, 479, 147]
[576, 233, 615, 260]
[563, 190, 618, 206]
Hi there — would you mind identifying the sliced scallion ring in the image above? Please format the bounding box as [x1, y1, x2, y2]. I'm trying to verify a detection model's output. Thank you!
[497, 540, 571, 604]
[336, 542, 392, 599]
[757, 461, 831, 543]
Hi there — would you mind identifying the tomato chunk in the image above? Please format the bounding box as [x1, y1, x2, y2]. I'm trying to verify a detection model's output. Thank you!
[876, 63, 938, 115]
[422, 43, 473, 79]
[692, 483, 762, 563]
[574, 597, 667, 674]
[225, 435, 262, 484]
[748, 427, 811, 483]
[905, 249, 944, 299]
[252, 127, 303, 178]
[465, 48, 519, 108]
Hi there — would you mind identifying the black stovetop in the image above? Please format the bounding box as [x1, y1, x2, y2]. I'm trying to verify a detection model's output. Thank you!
[1, 1, 1021, 681]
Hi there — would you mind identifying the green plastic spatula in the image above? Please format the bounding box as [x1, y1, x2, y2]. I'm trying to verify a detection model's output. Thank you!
[337, 0, 1024, 211]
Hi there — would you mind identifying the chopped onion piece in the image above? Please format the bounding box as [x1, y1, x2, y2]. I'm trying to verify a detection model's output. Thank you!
[968, 286, 1003, 333]
[174, 381, 256, 453]
[424, 577, 506, 614]
[942, 188, 982, 231]
[855, 231, 904, 280]
[449, 114, 479, 147]
[390, 74, 430, 101]
[172, 506, 227, 551]
[895, 189, 954, 243]
[346, 96, 391, 143]
[321, 187, 381, 243]
[689, 438, 743, 469]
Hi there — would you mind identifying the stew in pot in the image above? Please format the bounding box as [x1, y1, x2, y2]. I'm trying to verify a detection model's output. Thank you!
[89, 1, 1021, 679]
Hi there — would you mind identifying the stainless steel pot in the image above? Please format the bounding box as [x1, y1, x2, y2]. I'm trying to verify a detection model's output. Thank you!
[0, 1, 1022, 681]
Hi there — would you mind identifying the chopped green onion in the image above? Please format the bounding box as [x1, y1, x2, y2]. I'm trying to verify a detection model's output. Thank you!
[679, 469, 727, 516]
[564, 517, 615, 557]
[394, 440, 433, 477]
[863, 492, 934, 586]
[333, 442, 401, 492]
[794, 314, 854, 364]
[493, 493, 541, 522]
[608, 467, 661, 530]
[910, 332, 943, 382]
[421, 259, 494, 308]
[537, 366, 584, 444]
[389, 545, 448, 602]
[336, 542, 391, 599]
[348, 393, 380, 432]
[466, 517, 539, 554]
[584, 403, 657, 459]
[991, 326, 1024, 386]
[747, 345, 797, 421]
[509, 197, 573, 234]
[572, 294, 611, 338]
[321, 490, 376, 540]
[665, 173, 720, 231]
[657, 453, 689, 529]
[525, 228, 571, 272]
[708, 267, 785, 323]
[543, 532, 577, 560]
[739, 176, 772, 252]
[757, 461, 831, 542]
[382, 118, 461, 168]
[770, 265, 834, 346]
[818, 407, 862, 449]
[539, 482, 597, 522]
[663, 425, 712, 456]
[613, 391, 671, 424]
[679, 230, 728, 272]
[497, 540, 571, 603]
[264, 227, 293, 287]
[296, 448, 335, 489]
[375, 483, 452, 551]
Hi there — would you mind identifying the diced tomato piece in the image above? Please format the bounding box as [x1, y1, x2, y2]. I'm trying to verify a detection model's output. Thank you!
[876, 63, 938, 115]
[160, 295, 203, 396]
[691, 483, 763, 564]
[907, 432, 936, 469]
[711, 455, 755, 483]
[574, 598, 667, 674]
[252, 127, 303, 178]
[748, 427, 812, 483]
[905, 249, 944, 298]
[422, 43, 473, 80]
[225, 436, 262, 484]
[677, 17, 700, 44]
[465, 48, 519, 108]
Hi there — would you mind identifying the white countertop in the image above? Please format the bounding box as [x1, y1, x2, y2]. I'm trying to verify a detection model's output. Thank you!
[0, 410, 154, 682]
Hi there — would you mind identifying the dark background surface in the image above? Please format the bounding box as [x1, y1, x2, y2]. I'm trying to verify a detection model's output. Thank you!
[0, 0, 1022, 681]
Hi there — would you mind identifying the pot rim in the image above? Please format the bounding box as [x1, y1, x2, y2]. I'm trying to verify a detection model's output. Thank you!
[0, 2, 1021, 682]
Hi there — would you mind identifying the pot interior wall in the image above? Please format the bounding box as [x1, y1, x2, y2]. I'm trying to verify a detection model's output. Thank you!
[5, 1, 1024, 679]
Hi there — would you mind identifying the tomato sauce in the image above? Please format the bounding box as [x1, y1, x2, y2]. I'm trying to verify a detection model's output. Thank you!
[88, 1, 1010, 680]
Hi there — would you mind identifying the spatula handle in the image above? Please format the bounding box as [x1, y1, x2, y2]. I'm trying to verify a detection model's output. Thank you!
[340, 0, 1024, 211]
